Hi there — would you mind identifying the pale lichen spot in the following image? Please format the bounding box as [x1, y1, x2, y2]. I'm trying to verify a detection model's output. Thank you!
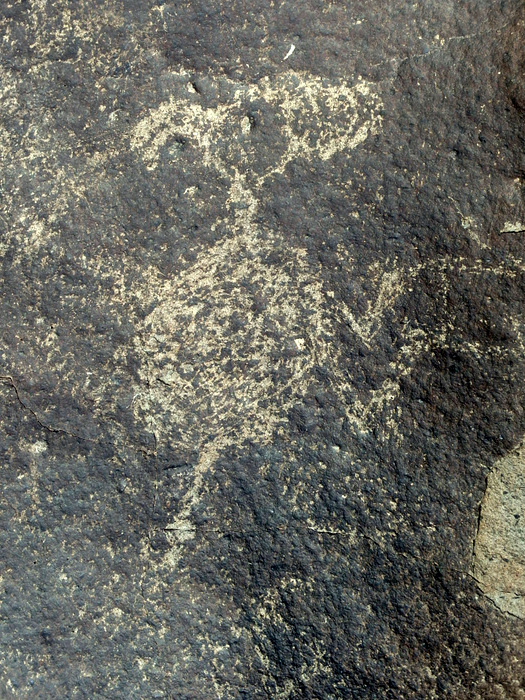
[501, 221, 525, 233]
[29, 440, 48, 455]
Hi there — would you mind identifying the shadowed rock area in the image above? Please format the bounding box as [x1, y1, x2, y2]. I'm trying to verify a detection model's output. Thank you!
[0, 1, 524, 697]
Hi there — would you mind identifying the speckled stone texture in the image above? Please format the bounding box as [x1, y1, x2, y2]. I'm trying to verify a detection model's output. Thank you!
[0, 1, 524, 698]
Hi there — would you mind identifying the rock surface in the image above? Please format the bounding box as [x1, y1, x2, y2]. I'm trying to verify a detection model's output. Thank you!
[474, 441, 525, 619]
[0, 0, 524, 697]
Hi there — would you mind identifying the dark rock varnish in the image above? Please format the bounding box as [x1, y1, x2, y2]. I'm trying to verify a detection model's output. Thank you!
[0, 0, 524, 697]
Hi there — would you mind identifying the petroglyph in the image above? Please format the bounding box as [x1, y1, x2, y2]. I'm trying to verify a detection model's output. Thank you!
[130, 72, 382, 172]
[126, 73, 423, 561]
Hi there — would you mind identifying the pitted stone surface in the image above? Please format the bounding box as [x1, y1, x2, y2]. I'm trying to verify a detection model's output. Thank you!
[0, 1, 524, 698]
